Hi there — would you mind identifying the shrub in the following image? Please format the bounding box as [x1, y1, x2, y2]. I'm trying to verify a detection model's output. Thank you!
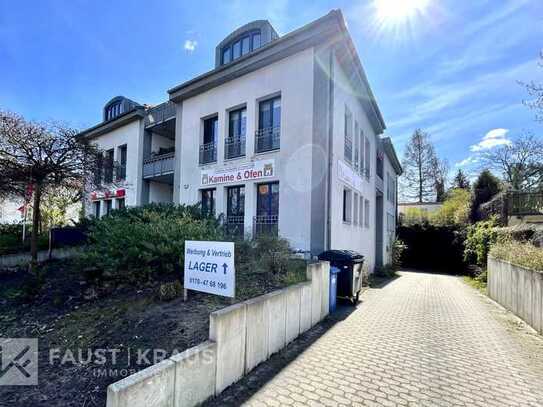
[463, 217, 499, 268]
[433, 188, 471, 226]
[79, 203, 224, 283]
[489, 240, 543, 271]
[390, 238, 406, 271]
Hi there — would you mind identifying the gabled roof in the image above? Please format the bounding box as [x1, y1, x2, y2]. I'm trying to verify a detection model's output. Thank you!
[168, 9, 386, 135]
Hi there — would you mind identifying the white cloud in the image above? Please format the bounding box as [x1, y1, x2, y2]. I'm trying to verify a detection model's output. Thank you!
[455, 155, 480, 168]
[184, 40, 197, 52]
[470, 128, 511, 152]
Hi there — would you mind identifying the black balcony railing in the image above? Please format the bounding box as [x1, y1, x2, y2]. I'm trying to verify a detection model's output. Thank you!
[143, 152, 175, 178]
[116, 162, 126, 181]
[508, 192, 543, 216]
[225, 215, 245, 237]
[199, 142, 217, 164]
[253, 215, 278, 237]
[145, 102, 176, 127]
[255, 126, 280, 153]
[225, 135, 246, 160]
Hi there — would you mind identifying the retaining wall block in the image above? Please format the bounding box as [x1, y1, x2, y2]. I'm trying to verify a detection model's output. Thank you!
[171, 341, 217, 407]
[307, 262, 323, 327]
[106, 359, 175, 407]
[244, 295, 269, 373]
[299, 282, 312, 334]
[209, 302, 247, 394]
[285, 284, 302, 344]
[267, 290, 287, 356]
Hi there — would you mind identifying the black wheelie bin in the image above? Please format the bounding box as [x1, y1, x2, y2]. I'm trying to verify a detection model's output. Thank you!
[318, 250, 365, 304]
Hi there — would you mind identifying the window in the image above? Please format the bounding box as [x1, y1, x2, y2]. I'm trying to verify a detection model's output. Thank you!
[232, 40, 241, 60]
[117, 145, 127, 181]
[354, 121, 359, 171]
[364, 136, 371, 179]
[252, 32, 261, 49]
[256, 97, 281, 153]
[241, 36, 250, 55]
[93, 201, 100, 218]
[387, 172, 395, 202]
[106, 103, 122, 121]
[222, 47, 231, 64]
[116, 198, 125, 210]
[104, 149, 114, 183]
[221, 30, 262, 65]
[343, 188, 352, 223]
[226, 108, 247, 159]
[94, 153, 103, 185]
[353, 192, 359, 225]
[104, 200, 112, 216]
[359, 129, 364, 174]
[344, 108, 353, 163]
[359, 195, 364, 228]
[387, 213, 395, 235]
[364, 199, 370, 228]
[200, 116, 218, 164]
[255, 182, 279, 236]
[226, 186, 245, 236]
[201, 189, 215, 216]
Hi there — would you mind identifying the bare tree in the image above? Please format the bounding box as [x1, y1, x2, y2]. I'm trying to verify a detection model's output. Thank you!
[479, 133, 543, 191]
[522, 52, 543, 122]
[0, 111, 101, 269]
[400, 129, 438, 203]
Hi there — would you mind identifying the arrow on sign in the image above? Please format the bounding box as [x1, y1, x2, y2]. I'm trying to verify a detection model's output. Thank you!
[222, 263, 228, 274]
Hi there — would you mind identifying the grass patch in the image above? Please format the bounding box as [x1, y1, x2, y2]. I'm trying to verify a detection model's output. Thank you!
[463, 275, 487, 293]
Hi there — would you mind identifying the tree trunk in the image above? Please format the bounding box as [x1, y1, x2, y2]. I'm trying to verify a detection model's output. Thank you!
[30, 183, 41, 271]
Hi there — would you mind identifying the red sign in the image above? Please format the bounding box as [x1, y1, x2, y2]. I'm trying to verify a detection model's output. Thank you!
[116, 189, 125, 197]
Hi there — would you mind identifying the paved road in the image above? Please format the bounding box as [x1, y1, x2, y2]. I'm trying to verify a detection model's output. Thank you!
[207, 271, 543, 407]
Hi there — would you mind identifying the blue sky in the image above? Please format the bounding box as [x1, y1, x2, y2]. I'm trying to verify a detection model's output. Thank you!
[0, 0, 542, 176]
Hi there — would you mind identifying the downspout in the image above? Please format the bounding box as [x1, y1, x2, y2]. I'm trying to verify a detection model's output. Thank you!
[325, 48, 335, 251]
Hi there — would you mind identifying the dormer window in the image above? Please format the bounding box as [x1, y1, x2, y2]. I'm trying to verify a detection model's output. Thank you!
[106, 102, 123, 121]
[221, 30, 262, 65]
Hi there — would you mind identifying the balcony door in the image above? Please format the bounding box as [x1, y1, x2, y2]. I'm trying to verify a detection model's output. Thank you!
[255, 182, 279, 235]
[226, 186, 245, 236]
[201, 116, 218, 164]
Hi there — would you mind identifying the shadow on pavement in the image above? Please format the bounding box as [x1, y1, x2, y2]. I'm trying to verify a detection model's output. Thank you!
[202, 304, 357, 406]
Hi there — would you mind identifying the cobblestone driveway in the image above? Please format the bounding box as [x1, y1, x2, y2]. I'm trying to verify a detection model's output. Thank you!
[207, 271, 543, 407]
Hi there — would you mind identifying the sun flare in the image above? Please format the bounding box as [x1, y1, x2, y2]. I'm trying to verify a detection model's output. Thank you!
[374, 0, 430, 24]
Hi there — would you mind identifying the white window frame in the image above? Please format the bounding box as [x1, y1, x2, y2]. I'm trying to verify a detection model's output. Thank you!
[359, 195, 364, 228]
[353, 192, 359, 225]
[364, 198, 370, 228]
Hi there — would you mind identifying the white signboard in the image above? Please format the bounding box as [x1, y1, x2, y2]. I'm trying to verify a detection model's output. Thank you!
[184, 240, 235, 298]
[338, 159, 363, 193]
[201, 159, 275, 186]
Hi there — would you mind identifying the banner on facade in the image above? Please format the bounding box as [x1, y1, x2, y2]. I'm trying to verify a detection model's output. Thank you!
[338, 160, 363, 192]
[200, 159, 275, 186]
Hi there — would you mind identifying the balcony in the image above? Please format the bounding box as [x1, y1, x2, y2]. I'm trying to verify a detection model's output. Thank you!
[199, 142, 217, 165]
[253, 215, 278, 237]
[143, 152, 175, 179]
[225, 135, 246, 160]
[508, 192, 543, 216]
[255, 126, 280, 153]
[225, 215, 245, 237]
[145, 102, 176, 128]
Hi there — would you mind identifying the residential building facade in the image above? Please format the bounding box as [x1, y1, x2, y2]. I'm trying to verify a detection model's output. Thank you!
[78, 10, 402, 272]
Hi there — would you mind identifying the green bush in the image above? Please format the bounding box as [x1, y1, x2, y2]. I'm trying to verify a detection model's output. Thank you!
[79, 203, 306, 291]
[80, 203, 224, 283]
[490, 240, 543, 271]
[463, 217, 500, 268]
[390, 238, 406, 271]
[0, 223, 49, 255]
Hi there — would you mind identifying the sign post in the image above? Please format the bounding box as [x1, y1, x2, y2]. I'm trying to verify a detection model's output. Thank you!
[184, 240, 235, 298]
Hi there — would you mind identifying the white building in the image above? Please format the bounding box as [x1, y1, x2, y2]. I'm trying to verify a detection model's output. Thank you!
[78, 10, 402, 271]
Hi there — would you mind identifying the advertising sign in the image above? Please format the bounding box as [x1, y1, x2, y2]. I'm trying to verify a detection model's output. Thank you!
[201, 159, 275, 186]
[184, 240, 235, 298]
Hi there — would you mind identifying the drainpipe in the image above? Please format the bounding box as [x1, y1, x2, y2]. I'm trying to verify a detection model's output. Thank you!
[325, 48, 335, 251]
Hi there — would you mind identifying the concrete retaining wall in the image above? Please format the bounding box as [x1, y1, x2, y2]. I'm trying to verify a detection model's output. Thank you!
[488, 256, 543, 335]
[106, 261, 331, 407]
[0, 247, 80, 268]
